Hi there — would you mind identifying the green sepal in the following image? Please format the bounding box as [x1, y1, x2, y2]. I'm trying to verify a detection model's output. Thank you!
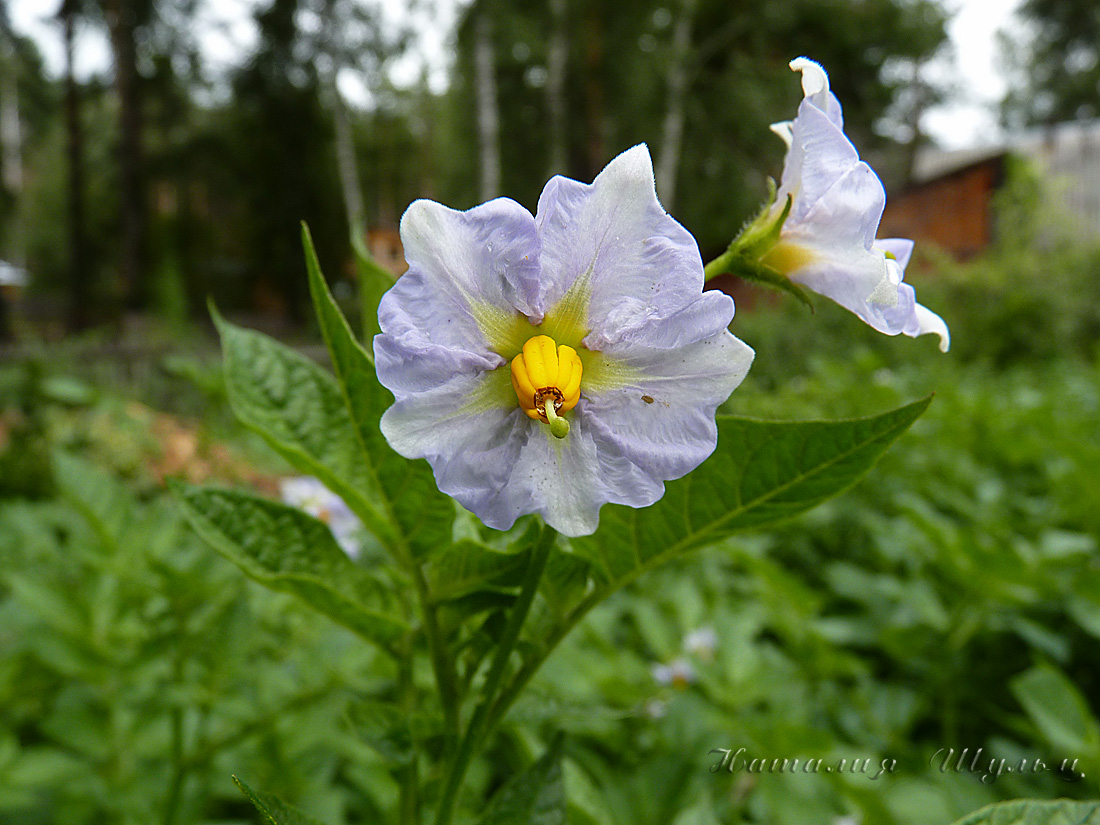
[721, 253, 815, 310]
[232, 776, 333, 825]
[736, 178, 789, 260]
[703, 187, 813, 309]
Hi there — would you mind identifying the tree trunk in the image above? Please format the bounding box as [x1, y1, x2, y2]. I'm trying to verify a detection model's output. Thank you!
[318, 0, 366, 239]
[545, 0, 568, 176]
[60, 1, 92, 332]
[901, 60, 930, 188]
[582, 6, 604, 179]
[474, 9, 500, 200]
[0, 26, 19, 342]
[655, 0, 697, 211]
[329, 79, 366, 238]
[105, 0, 147, 313]
[0, 30, 22, 203]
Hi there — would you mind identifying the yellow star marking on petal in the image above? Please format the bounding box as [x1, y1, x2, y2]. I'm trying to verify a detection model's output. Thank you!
[759, 239, 816, 275]
[510, 335, 582, 438]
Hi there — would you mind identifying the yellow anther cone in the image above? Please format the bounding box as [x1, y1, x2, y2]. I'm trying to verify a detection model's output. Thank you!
[510, 335, 582, 437]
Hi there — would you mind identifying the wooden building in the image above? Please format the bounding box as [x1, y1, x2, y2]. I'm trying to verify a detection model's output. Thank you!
[880, 152, 1006, 260]
[881, 118, 1100, 260]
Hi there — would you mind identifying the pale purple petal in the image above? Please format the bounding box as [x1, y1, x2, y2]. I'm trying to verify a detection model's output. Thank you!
[379, 373, 530, 522]
[779, 103, 876, 235]
[492, 415, 625, 536]
[385, 197, 543, 358]
[535, 144, 707, 342]
[584, 292, 754, 480]
[877, 238, 914, 270]
[805, 242, 949, 351]
[785, 243, 892, 318]
[374, 328, 501, 396]
[789, 56, 843, 129]
[912, 304, 951, 352]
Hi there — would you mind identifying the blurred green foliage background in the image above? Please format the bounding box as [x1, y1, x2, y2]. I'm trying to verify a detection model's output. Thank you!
[3, 165, 1100, 823]
[2, 0, 1100, 822]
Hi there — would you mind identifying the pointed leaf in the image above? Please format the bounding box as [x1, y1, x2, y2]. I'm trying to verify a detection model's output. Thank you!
[173, 483, 407, 651]
[350, 225, 396, 345]
[210, 304, 394, 546]
[478, 737, 566, 825]
[232, 776, 333, 825]
[303, 224, 454, 561]
[346, 699, 416, 766]
[1010, 664, 1100, 755]
[573, 398, 932, 591]
[427, 540, 531, 601]
[950, 799, 1100, 825]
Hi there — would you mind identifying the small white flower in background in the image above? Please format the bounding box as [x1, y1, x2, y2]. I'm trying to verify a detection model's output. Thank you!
[832, 816, 860, 825]
[279, 476, 363, 559]
[643, 698, 668, 720]
[767, 57, 949, 352]
[683, 626, 718, 661]
[652, 657, 697, 689]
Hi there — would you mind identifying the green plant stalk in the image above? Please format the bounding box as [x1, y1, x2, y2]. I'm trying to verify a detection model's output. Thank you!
[703, 245, 741, 283]
[433, 525, 557, 825]
[398, 643, 421, 825]
[413, 562, 461, 744]
[163, 705, 186, 825]
[486, 588, 602, 734]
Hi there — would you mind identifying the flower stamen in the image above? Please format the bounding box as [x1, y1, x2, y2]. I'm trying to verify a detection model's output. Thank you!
[510, 335, 582, 439]
[540, 391, 570, 439]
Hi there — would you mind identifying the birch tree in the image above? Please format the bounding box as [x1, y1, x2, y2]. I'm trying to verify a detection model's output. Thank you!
[655, 0, 696, 211]
[474, 6, 501, 200]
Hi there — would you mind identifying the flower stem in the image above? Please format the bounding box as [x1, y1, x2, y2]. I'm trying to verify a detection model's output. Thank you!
[703, 244, 739, 283]
[485, 589, 602, 734]
[413, 563, 461, 744]
[433, 524, 557, 825]
[398, 646, 421, 825]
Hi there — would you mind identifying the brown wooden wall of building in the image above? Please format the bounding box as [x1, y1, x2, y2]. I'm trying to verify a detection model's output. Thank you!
[880, 157, 1004, 261]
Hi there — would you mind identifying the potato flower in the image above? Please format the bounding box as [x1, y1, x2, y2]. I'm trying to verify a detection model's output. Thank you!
[652, 657, 697, 689]
[280, 476, 363, 558]
[374, 146, 753, 537]
[767, 57, 949, 351]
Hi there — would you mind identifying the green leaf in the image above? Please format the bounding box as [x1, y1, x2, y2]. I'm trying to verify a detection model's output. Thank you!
[949, 799, 1100, 825]
[172, 483, 408, 651]
[210, 302, 395, 546]
[233, 776, 333, 825]
[52, 451, 133, 550]
[478, 736, 566, 825]
[539, 550, 591, 622]
[427, 540, 531, 601]
[346, 699, 416, 766]
[350, 224, 396, 345]
[303, 224, 455, 562]
[1010, 664, 1100, 755]
[573, 397, 932, 591]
